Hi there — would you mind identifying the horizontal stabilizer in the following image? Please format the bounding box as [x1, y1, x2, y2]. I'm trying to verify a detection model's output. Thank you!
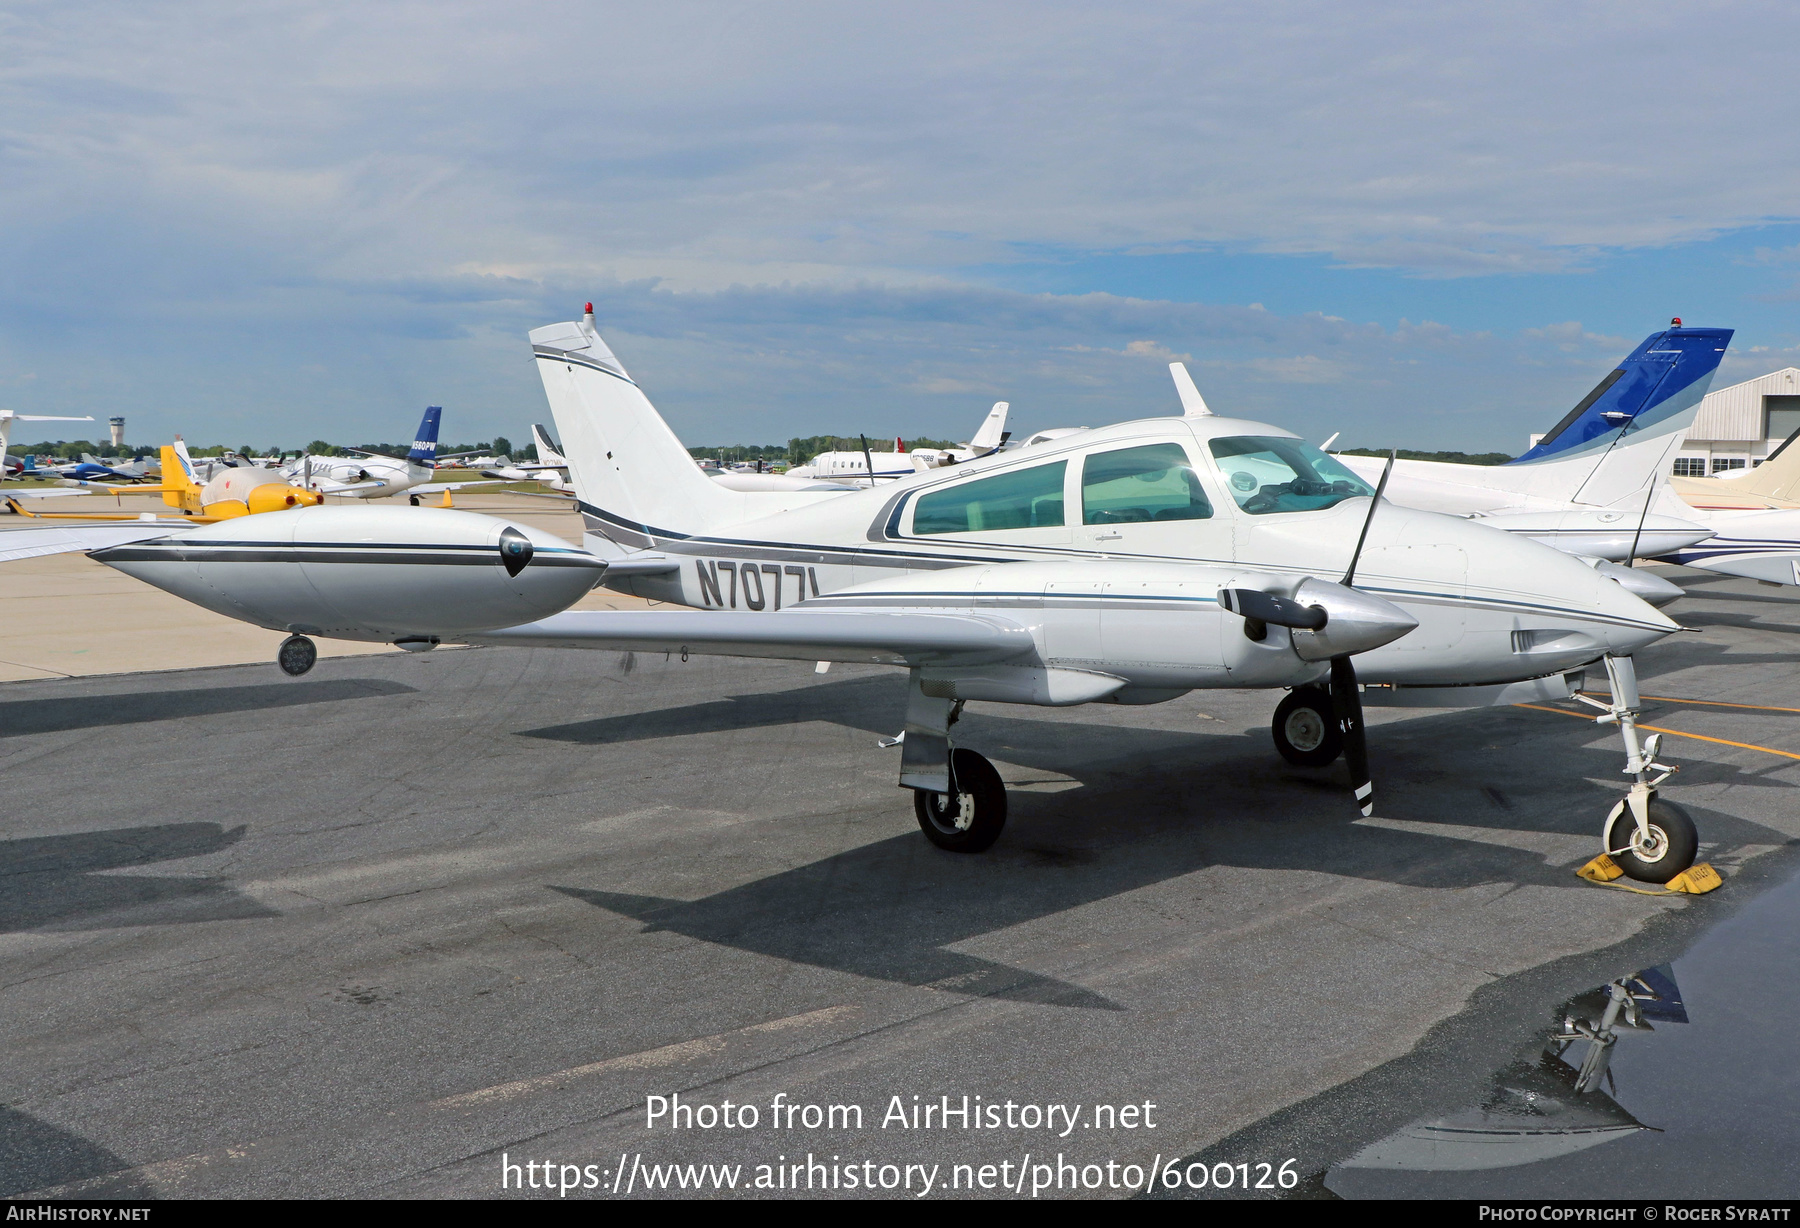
[461, 608, 1036, 667]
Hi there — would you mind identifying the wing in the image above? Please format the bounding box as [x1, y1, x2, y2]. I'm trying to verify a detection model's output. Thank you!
[462, 608, 1036, 667]
[3, 488, 95, 499]
[313, 479, 390, 494]
[0, 522, 195, 564]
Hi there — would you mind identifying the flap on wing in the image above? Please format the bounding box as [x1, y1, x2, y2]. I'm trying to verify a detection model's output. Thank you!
[0, 522, 192, 564]
[460, 608, 1037, 667]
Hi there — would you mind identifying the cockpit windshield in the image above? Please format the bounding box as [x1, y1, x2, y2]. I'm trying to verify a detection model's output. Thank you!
[1207, 436, 1375, 515]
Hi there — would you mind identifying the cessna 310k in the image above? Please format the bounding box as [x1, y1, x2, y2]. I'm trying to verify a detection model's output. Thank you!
[42, 309, 1694, 882]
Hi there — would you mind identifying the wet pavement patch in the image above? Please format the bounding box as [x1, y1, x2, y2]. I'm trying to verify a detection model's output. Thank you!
[1159, 848, 1800, 1200]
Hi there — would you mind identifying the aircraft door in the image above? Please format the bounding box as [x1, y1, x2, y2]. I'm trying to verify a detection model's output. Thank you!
[1075, 442, 1232, 565]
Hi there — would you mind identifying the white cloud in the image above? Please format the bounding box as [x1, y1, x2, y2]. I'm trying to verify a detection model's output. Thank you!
[1243, 355, 1346, 384]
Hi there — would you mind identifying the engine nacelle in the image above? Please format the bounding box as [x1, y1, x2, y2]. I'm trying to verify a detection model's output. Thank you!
[89, 506, 604, 642]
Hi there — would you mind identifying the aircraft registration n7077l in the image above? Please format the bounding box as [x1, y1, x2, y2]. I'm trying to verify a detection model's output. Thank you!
[54, 309, 1693, 882]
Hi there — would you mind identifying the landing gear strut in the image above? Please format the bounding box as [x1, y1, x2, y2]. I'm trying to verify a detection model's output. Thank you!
[890, 671, 1009, 852]
[1272, 686, 1341, 767]
[278, 634, 317, 677]
[1578, 655, 1698, 884]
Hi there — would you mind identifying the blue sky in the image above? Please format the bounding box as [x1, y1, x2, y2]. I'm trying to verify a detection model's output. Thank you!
[2, 1, 1797, 453]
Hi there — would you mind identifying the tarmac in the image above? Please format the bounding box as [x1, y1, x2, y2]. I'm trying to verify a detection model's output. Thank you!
[2, 519, 1797, 1198]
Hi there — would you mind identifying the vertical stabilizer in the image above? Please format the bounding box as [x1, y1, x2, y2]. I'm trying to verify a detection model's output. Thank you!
[531, 424, 569, 468]
[1504, 326, 1731, 506]
[162, 440, 203, 510]
[529, 317, 753, 546]
[970, 402, 1010, 450]
[407, 407, 443, 465]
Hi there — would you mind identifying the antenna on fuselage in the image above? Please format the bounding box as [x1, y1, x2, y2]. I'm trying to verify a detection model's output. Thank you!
[1169, 363, 1212, 417]
[1341, 451, 1396, 588]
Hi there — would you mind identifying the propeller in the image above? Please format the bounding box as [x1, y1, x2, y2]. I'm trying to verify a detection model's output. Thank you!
[1332, 450, 1396, 816]
[1217, 587, 1328, 640]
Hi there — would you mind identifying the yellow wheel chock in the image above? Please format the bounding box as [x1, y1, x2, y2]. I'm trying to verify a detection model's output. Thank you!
[1577, 854, 1723, 897]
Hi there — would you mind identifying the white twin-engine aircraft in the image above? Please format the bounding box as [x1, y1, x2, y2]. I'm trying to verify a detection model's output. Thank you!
[474, 312, 1684, 879]
[65, 310, 1692, 883]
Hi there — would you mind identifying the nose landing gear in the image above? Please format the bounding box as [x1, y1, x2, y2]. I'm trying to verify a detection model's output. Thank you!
[277, 634, 317, 677]
[1579, 655, 1698, 884]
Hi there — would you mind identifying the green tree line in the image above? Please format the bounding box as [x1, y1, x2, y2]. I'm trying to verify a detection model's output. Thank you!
[689, 435, 960, 466]
[1338, 447, 1513, 466]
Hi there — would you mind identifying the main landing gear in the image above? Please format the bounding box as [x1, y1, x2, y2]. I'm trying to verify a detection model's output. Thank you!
[278, 634, 317, 677]
[1272, 685, 1341, 767]
[887, 672, 1008, 852]
[1579, 654, 1698, 884]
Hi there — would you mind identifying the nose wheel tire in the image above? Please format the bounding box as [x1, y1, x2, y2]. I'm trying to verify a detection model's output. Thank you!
[408, 494, 421, 506]
[277, 634, 318, 677]
[1273, 687, 1342, 767]
[1602, 798, 1698, 884]
[914, 749, 1007, 853]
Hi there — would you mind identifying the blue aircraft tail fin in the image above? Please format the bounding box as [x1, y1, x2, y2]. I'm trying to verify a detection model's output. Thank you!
[1510, 326, 1733, 466]
[407, 406, 443, 464]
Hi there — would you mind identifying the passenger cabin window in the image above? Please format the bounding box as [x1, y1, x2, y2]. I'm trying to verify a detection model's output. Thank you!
[912, 461, 1066, 534]
[1208, 436, 1374, 515]
[1081, 443, 1212, 524]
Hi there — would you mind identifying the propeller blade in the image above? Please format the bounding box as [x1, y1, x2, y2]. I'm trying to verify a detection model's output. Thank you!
[1341, 449, 1396, 588]
[1330, 656, 1373, 816]
[1218, 587, 1328, 630]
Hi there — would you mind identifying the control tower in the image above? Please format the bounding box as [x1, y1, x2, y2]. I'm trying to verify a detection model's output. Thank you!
[109, 417, 125, 448]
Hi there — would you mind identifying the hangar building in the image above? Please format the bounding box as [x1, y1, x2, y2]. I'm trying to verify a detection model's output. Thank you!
[1673, 367, 1800, 475]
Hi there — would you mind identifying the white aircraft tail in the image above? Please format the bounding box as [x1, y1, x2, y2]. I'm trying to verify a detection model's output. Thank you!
[531, 423, 570, 468]
[530, 311, 815, 547]
[970, 402, 1010, 450]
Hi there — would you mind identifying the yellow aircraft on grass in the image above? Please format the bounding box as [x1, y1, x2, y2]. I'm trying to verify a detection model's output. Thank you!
[5, 439, 323, 523]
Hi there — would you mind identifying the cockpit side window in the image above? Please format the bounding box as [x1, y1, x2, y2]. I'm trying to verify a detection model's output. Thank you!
[1081, 443, 1212, 524]
[911, 460, 1066, 534]
[1207, 436, 1374, 515]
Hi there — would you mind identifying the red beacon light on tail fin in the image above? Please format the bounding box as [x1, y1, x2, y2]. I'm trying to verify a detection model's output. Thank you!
[1671, 317, 1682, 327]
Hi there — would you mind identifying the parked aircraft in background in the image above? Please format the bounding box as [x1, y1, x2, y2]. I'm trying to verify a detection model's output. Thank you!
[277, 406, 480, 503]
[785, 402, 1014, 484]
[1, 410, 99, 497]
[1323, 323, 1800, 588]
[12, 439, 322, 522]
[1665, 426, 1800, 510]
[476, 424, 578, 496]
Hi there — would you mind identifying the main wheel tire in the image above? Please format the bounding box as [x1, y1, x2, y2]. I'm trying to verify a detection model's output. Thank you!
[1273, 687, 1341, 767]
[408, 494, 421, 506]
[278, 634, 318, 677]
[1603, 797, 1698, 884]
[914, 749, 1007, 853]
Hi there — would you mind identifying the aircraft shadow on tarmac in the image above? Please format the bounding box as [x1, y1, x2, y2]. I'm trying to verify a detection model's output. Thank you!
[0, 821, 278, 932]
[523, 653, 1798, 1007]
[0, 678, 416, 738]
[0, 1107, 147, 1199]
